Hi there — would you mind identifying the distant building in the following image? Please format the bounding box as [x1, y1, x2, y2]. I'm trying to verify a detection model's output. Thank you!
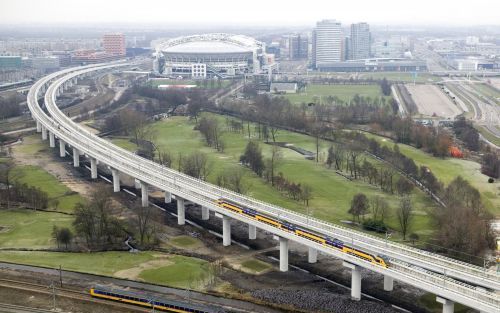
[52, 51, 72, 67]
[270, 82, 298, 94]
[30, 56, 60, 71]
[103, 33, 126, 56]
[312, 19, 342, 69]
[372, 39, 405, 58]
[288, 34, 308, 60]
[72, 50, 115, 64]
[465, 36, 480, 46]
[0, 56, 22, 69]
[314, 58, 427, 72]
[349, 23, 371, 60]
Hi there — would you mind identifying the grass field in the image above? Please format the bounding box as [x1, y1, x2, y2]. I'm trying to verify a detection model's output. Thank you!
[476, 125, 500, 147]
[363, 132, 500, 216]
[0, 209, 73, 249]
[112, 114, 437, 240]
[139, 255, 212, 289]
[11, 165, 84, 213]
[284, 84, 389, 105]
[419, 293, 468, 313]
[168, 235, 202, 249]
[240, 259, 272, 273]
[471, 83, 500, 104]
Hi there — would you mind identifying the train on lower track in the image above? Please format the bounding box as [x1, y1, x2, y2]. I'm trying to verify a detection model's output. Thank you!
[90, 286, 225, 313]
[216, 199, 389, 268]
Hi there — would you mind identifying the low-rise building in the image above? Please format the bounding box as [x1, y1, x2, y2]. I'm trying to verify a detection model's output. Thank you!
[0, 56, 22, 69]
[270, 82, 298, 93]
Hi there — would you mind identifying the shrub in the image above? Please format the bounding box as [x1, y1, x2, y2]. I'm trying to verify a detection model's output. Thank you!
[362, 219, 388, 233]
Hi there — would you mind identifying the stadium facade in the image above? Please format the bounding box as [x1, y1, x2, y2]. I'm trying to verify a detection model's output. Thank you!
[154, 33, 276, 78]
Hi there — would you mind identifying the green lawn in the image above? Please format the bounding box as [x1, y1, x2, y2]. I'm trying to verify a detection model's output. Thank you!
[0, 209, 73, 249]
[363, 132, 500, 216]
[12, 165, 84, 213]
[471, 83, 500, 104]
[112, 114, 437, 239]
[476, 125, 500, 147]
[284, 84, 389, 105]
[0, 250, 157, 276]
[240, 259, 272, 273]
[419, 293, 469, 313]
[139, 255, 212, 289]
[169, 235, 202, 248]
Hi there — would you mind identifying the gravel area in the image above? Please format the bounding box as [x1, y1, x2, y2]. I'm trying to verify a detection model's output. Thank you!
[251, 289, 399, 313]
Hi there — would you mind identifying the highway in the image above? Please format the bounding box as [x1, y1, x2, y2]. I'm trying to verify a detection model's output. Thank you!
[27, 63, 499, 313]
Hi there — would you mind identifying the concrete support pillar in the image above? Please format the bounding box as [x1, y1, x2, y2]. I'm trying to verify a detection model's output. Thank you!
[177, 198, 185, 225]
[308, 247, 318, 264]
[49, 132, 55, 148]
[90, 158, 97, 179]
[36, 121, 41, 132]
[59, 140, 65, 157]
[140, 181, 148, 207]
[436, 297, 454, 313]
[343, 262, 361, 301]
[134, 179, 141, 189]
[279, 237, 289, 272]
[164, 191, 172, 203]
[248, 224, 257, 240]
[73, 148, 80, 167]
[383, 276, 394, 291]
[111, 169, 120, 192]
[201, 206, 209, 220]
[222, 215, 231, 246]
[41, 126, 47, 140]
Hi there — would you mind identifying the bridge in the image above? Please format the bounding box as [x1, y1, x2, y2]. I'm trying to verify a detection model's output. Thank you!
[27, 63, 500, 313]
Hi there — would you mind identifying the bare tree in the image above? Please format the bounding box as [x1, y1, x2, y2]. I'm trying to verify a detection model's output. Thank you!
[216, 168, 248, 194]
[0, 161, 16, 209]
[370, 195, 390, 222]
[134, 201, 156, 245]
[265, 145, 283, 185]
[397, 195, 413, 240]
[301, 184, 313, 206]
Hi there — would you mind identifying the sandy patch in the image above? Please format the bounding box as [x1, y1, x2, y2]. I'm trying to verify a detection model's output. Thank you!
[113, 256, 174, 280]
[406, 84, 462, 118]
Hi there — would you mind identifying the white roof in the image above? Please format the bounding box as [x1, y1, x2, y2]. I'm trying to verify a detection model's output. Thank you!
[163, 41, 252, 54]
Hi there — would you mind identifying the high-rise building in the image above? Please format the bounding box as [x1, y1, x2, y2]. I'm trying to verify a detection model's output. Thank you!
[312, 19, 342, 69]
[102, 33, 126, 56]
[288, 34, 308, 60]
[350, 22, 370, 60]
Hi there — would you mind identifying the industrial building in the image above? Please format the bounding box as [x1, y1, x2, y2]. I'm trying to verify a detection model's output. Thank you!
[0, 56, 22, 69]
[154, 33, 276, 78]
[315, 58, 427, 72]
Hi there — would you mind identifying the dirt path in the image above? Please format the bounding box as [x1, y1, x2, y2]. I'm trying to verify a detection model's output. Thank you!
[406, 84, 462, 118]
[11, 135, 95, 198]
[114, 255, 174, 280]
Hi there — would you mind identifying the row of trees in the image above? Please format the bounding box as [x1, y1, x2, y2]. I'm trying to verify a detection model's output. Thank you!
[0, 161, 48, 210]
[195, 117, 225, 152]
[453, 117, 480, 151]
[0, 94, 24, 119]
[481, 152, 500, 178]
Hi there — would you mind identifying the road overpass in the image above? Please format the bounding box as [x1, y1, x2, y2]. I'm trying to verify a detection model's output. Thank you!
[27, 63, 500, 313]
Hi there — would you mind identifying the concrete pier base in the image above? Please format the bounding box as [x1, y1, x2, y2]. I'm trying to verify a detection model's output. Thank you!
[90, 158, 97, 179]
[222, 216, 231, 246]
[436, 297, 454, 313]
[177, 198, 185, 225]
[111, 169, 120, 192]
[308, 247, 318, 263]
[343, 262, 361, 300]
[279, 237, 289, 272]
[201, 206, 209, 220]
[248, 224, 257, 240]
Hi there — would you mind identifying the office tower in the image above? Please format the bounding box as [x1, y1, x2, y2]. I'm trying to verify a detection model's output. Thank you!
[103, 33, 126, 56]
[350, 22, 371, 59]
[312, 19, 342, 69]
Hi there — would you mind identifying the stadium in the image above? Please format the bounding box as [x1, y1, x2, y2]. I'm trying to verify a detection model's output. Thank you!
[154, 33, 275, 78]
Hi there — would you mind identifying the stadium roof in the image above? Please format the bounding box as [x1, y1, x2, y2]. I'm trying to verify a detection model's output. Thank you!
[156, 33, 262, 54]
[163, 41, 252, 54]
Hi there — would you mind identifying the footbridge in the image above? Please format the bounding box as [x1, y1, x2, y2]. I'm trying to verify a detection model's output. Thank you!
[27, 63, 500, 313]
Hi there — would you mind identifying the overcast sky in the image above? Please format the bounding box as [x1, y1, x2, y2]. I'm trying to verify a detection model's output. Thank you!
[1, 0, 499, 27]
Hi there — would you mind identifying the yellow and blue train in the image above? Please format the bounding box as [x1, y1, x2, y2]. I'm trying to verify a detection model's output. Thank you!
[216, 199, 388, 268]
[90, 286, 225, 313]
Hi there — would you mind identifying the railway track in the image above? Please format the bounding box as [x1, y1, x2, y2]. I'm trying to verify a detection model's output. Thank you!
[0, 278, 150, 312]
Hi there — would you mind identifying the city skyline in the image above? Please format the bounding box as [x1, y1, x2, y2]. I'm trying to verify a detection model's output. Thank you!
[1, 0, 500, 27]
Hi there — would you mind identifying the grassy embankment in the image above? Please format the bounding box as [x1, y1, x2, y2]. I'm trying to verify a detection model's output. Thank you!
[363, 132, 500, 217]
[112, 114, 437, 240]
